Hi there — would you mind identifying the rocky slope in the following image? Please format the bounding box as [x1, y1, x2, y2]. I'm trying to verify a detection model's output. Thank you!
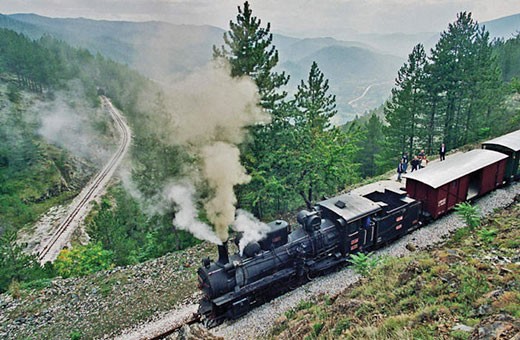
[0, 243, 216, 339]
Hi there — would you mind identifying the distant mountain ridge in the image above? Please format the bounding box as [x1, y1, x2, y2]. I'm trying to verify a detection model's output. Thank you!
[1, 13, 224, 77]
[1, 12, 518, 122]
[482, 13, 520, 39]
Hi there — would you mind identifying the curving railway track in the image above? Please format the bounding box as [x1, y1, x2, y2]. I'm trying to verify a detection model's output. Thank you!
[114, 304, 202, 340]
[37, 96, 132, 264]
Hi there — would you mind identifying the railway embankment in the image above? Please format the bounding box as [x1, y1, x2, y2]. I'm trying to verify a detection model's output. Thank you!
[0, 183, 518, 339]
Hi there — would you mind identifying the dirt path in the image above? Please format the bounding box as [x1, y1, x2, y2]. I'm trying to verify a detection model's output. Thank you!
[35, 96, 131, 264]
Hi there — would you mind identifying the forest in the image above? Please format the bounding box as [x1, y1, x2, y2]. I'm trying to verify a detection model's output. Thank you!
[1, 3, 520, 293]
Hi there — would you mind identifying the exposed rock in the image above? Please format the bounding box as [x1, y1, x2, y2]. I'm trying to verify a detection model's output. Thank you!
[470, 314, 519, 340]
[405, 242, 417, 252]
[477, 304, 493, 316]
[452, 323, 474, 333]
[171, 324, 223, 340]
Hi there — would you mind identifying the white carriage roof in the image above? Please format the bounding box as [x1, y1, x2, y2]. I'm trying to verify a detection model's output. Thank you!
[403, 149, 508, 189]
[318, 192, 381, 223]
[482, 129, 520, 152]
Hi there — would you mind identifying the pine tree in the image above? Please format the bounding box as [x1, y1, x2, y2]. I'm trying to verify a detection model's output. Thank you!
[384, 44, 428, 155]
[288, 62, 359, 209]
[213, 1, 289, 111]
[428, 12, 503, 148]
[214, 2, 292, 218]
[294, 61, 337, 131]
[358, 113, 385, 178]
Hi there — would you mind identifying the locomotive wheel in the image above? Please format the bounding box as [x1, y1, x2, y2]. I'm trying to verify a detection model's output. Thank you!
[201, 314, 224, 329]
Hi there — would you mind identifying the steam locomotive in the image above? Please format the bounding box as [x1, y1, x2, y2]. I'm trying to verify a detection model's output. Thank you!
[197, 129, 520, 327]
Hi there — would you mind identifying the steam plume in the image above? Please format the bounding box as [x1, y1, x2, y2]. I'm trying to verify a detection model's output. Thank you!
[166, 182, 222, 245]
[202, 142, 251, 241]
[150, 60, 269, 243]
[232, 210, 271, 255]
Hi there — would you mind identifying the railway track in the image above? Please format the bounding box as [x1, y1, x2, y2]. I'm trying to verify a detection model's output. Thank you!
[148, 313, 201, 340]
[113, 304, 204, 340]
[38, 96, 132, 263]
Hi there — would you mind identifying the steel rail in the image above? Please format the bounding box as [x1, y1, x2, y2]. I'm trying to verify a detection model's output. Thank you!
[38, 96, 131, 263]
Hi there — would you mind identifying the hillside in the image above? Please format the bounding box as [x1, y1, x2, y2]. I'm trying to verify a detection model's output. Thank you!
[1, 12, 518, 123]
[1, 183, 517, 339]
[0, 13, 223, 80]
[0, 13, 403, 122]
[483, 13, 520, 40]
[280, 45, 402, 122]
[0, 77, 108, 231]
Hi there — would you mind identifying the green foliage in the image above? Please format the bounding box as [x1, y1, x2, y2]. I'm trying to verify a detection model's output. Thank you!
[8, 279, 21, 299]
[19, 278, 53, 291]
[454, 202, 481, 230]
[285, 61, 360, 209]
[494, 33, 520, 82]
[87, 186, 200, 267]
[312, 322, 324, 336]
[214, 1, 289, 110]
[69, 330, 82, 340]
[355, 113, 387, 177]
[384, 43, 428, 157]
[478, 227, 498, 243]
[54, 242, 113, 278]
[452, 226, 471, 243]
[349, 252, 379, 276]
[334, 318, 351, 336]
[510, 77, 520, 94]
[384, 12, 510, 158]
[0, 229, 55, 293]
[6, 83, 21, 103]
[239, 60, 361, 216]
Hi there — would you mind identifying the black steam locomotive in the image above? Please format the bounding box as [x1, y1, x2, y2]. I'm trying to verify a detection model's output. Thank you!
[197, 128, 520, 327]
[197, 189, 422, 326]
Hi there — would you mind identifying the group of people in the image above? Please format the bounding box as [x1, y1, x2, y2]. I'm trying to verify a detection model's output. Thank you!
[396, 143, 447, 182]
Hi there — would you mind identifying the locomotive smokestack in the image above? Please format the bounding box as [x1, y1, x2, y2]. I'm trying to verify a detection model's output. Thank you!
[217, 241, 229, 265]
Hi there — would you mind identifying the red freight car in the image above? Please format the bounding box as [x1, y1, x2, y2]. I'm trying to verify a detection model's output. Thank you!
[482, 129, 520, 183]
[404, 149, 507, 218]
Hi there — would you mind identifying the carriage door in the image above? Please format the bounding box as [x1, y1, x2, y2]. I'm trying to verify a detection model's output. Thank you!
[349, 216, 375, 253]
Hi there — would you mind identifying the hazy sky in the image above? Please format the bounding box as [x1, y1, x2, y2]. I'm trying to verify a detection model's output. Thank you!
[2, 0, 519, 38]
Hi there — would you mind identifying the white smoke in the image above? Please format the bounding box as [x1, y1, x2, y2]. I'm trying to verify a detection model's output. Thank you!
[36, 90, 113, 166]
[150, 59, 270, 243]
[232, 209, 271, 255]
[166, 182, 223, 245]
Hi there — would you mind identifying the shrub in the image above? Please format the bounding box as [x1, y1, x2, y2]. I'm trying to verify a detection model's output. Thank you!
[312, 322, 324, 336]
[478, 227, 498, 243]
[54, 242, 113, 278]
[454, 202, 481, 229]
[349, 252, 379, 276]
